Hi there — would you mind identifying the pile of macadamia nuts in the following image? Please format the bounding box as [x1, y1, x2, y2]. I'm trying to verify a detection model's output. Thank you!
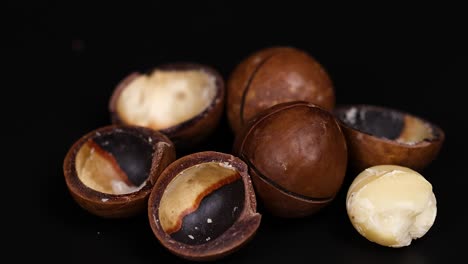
[64, 46, 445, 261]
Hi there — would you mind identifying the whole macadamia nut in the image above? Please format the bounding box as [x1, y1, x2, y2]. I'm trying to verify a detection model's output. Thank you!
[227, 46, 335, 134]
[346, 165, 437, 248]
[234, 101, 347, 218]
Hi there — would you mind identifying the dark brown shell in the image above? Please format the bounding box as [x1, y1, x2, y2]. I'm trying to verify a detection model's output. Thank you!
[63, 125, 176, 218]
[148, 151, 261, 261]
[334, 104, 445, 172]
[227, 46, 335, 135]
[109, 63, 225, 150]
[233, 101, 347, 218]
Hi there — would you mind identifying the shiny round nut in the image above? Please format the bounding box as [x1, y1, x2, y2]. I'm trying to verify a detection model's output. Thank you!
[148, 151, 261, 261]
[63, 125, 176, 218]
[109, 63, 225, 149]
[227, 46, 335, 135]
[334, 104, 445, 172]
[233, 101, 347, 218]
[346, 165, 437, 247]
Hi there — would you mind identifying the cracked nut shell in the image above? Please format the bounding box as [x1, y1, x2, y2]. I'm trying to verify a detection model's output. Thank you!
[148, 151, 261, 261]
[63, 125, 176, 218]
[233, 101, 347, 218]
[227, 46, 335, 135]
[334, 104, 445, 172]
[109, 63, 225, 149]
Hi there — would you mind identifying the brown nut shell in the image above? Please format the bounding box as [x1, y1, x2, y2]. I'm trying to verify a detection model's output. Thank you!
[334, 104, 445, 172]
[63, 125, 176, 218]
[227, 46, 335, 134]
[233, 101, 347, 218]
[148, 151, 261, 261]
[109, 63, 225, 149]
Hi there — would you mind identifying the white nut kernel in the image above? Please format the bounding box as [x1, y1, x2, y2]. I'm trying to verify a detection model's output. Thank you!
[116, 70, 216, 130]
[346, 165, 437, 248]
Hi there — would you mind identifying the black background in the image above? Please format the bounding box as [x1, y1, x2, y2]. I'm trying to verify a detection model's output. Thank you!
[10, 3, 467, 263]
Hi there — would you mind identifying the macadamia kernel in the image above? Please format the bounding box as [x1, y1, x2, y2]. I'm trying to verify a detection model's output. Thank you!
[346, 165, 437, 247]
[116, 70, 217, 130]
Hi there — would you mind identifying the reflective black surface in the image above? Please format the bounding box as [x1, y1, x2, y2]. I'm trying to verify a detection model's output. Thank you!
[170, 179, 244, 245]
[93, 131, 154, 186]
[11, 3, 467, 263]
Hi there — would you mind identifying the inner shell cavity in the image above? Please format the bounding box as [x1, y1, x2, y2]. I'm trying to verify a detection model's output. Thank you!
[75, 131, 154, 194]
[338, 106, 435, 144]
[158, 162, 245, 245]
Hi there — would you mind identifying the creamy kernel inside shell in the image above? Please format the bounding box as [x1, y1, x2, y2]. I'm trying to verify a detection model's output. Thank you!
[116, 70, 217, 130]
[75, 132, 154, 195]
[158, 162, 244, 245]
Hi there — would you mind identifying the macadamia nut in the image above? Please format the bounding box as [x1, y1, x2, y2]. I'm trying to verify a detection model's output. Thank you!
[346, 165, 437, 247]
